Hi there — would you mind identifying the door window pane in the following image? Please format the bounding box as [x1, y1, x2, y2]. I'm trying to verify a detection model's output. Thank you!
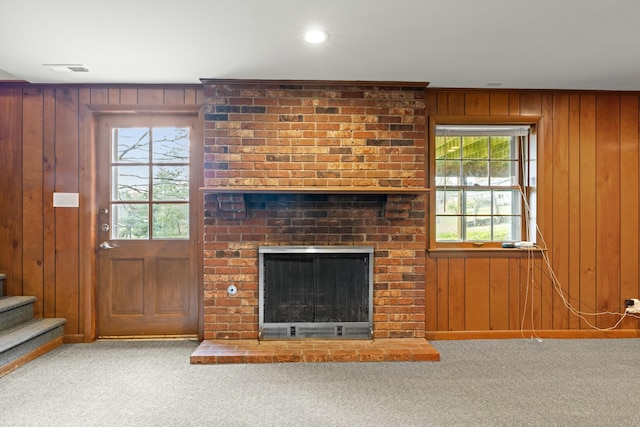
[152, 127, 189, 163]
[112, 204, 149, 239]
[153, 166, 189, 201]
[112, 128, 150, 163]
[153, 204, 189, 239]
[112, 166, 149, 201]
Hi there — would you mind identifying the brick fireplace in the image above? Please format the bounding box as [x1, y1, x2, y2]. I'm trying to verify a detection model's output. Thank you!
[200, 80, 428, 344]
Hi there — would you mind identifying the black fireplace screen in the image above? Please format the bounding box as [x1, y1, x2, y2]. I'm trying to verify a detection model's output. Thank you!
[259, 246, 373, 339]
[263, 253, 369, 323]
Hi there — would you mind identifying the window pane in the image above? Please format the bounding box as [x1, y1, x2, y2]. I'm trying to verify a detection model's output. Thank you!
[113, 128, 149, 163]
[112, 166, 149, 201]
[152, 127, 190, 163]
[153, 204, 189, 239]
[462, 136, 488, 159]
[436, 190, 461, 214]
[436, 216, 461, 241]
[490, 160, 518, 186]
[462, 160, 488, 185]
[489, 136, 515, 160]
[435, 136, 462, 160]
[464, 190, 491, 216]
[435, 160, 461, 185]
[465, 216, 492, 241]
[493, 216, 521, 241]
[493, 190, 521, 215]
[112, 204, 149, 239]
[153, 166, 189, 201]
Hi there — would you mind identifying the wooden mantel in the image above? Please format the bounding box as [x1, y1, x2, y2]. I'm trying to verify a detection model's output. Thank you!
[200, 186, 429, 195]
[200, 187, 429, 220]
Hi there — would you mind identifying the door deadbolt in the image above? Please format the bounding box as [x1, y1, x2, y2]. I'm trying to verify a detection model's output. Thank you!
[101, 223, 110, 232]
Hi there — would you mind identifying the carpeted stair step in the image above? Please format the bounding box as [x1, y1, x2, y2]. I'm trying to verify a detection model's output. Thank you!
[0, 296, 37, 333]
[0, 317, 66, 370]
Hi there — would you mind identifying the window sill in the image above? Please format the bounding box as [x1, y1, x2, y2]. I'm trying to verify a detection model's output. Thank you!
[428, 247, 546, 258]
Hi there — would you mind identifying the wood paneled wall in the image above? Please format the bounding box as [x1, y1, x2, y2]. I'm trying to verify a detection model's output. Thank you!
[2, 84, 640, 341]
[0, 85, 203, 342]
[424, 90, 640, 338]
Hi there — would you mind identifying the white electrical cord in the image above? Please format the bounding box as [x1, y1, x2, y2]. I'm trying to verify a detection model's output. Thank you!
[517, 185, 634, 338]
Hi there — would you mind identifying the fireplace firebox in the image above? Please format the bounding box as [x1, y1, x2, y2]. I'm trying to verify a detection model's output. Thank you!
[259, 246, 374, 339]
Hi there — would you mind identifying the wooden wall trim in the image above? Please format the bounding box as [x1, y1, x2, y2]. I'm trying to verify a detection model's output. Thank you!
[201, 78, 429, 88]
[425, 329, 640, 340]
[86, 104, 202, 114]
[1, 83, 203, 90]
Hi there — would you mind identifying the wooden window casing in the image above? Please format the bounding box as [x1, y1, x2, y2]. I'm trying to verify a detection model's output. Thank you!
[428, 115, 541, 252]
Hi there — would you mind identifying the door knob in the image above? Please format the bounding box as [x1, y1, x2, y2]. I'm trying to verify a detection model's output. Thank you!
[99, 241, 115, 250]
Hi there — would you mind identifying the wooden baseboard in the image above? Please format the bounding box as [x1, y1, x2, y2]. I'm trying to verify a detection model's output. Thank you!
[0, 336, 64, 377]
[425, 329, 640, 340]
[97, 334, 199, 340]
[63, 334, 86, 343]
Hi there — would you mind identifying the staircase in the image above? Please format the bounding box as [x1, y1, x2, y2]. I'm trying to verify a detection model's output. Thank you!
[0, 273, 66, 376]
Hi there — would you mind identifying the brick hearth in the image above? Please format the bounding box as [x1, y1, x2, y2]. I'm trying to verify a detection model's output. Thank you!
[191, 338, 439, 364]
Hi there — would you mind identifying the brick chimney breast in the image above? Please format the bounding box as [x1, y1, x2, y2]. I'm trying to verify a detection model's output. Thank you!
[201, 81, 427, 340]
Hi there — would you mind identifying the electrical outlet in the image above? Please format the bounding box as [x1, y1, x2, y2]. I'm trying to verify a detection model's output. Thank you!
[624, 298, 640, 314]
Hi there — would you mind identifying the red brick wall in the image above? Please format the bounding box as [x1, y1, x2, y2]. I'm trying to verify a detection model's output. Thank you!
[202, 82, 427, 340]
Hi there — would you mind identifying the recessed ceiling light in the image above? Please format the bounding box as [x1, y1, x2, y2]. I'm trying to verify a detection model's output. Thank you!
[304, 30, 330, 44]
[43, 64, 89, 73]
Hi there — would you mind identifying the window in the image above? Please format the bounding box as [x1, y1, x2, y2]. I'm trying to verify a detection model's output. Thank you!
[110, 126, 191, 239]
[429, 117, 538, 250]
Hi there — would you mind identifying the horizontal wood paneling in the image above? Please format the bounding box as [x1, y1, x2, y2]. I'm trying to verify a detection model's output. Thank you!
[425, 90, 640, 336]
[0, 85, 203, 341]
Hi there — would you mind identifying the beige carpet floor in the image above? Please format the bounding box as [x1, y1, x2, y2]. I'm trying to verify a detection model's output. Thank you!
[0, 338, 638, 427]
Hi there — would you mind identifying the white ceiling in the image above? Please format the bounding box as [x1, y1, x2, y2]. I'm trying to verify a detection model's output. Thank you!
[1, 0, 640, 90]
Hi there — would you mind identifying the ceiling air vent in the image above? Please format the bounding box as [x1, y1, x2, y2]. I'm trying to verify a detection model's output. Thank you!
[43, 64, 89, 73]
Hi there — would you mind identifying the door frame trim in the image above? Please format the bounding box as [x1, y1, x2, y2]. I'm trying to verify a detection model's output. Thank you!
[83, 104, 204, 342]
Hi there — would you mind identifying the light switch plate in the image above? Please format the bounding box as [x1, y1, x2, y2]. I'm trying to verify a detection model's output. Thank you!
[53, 192, 79, 207]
